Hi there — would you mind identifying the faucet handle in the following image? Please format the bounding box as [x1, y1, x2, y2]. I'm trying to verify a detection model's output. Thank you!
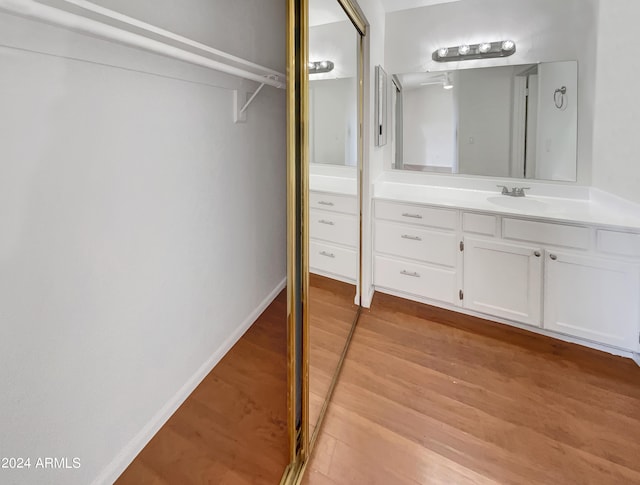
[496, 185, 510, 195]
[514, 187, 531, 197]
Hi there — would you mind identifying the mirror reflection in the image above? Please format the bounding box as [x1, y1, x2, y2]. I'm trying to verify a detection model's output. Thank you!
[308, 0, 360, 437]
[392, 61, 578, 181]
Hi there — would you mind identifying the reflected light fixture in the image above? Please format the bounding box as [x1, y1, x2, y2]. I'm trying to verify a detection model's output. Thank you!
[433, 40, 516, 62]
[308, 60, 334, 74]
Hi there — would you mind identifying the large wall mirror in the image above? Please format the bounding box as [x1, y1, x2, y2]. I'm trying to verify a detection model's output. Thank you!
[392, 61, 578, 181]
[307, 0, 362, 444]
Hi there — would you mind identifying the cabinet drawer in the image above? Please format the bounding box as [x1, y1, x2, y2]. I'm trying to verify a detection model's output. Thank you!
[597, 230, 640, 258]
[310, 192, 357, 215]
[375, 200, 457, 230]
[310, 209, 357, 247]
[310, 241, 357, 281]
[375, 220, 456, 267]
[463, 212, 498, 236]
[374, 255, 457, 304]
[503, 218, 589, 250]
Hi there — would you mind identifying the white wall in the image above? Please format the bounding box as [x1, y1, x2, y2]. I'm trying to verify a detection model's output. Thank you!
[402, 85, 456, 168]
[356, 0, 387, 307]
[384, 0, 599, 185]
[455, 66, 514, 177]
[592, 0, 640, 204]
[536, 61, 578, 181]
[0, 1, 286, 484]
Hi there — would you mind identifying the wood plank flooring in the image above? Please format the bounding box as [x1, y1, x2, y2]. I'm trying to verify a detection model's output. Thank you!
[309, 274, 358, 433]
[303, 292, 640, 485]
[116, 291, 288, 485]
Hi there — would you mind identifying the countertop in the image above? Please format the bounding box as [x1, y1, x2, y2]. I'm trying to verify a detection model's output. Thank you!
[309, 174, 357, 196]
[374, 181, 640, 230]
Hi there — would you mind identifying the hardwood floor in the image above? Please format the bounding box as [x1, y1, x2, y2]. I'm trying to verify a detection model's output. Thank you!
[303, 292, 640, 485]
[309, 274, 358, 434]
[116, 291, 288, 485]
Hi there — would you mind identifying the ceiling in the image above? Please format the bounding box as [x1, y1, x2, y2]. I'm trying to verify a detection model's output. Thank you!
[380, 0, 463, 13]
[310, 0, 464, 27]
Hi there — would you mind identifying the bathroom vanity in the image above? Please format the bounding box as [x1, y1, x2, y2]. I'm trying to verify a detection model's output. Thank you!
[372, 181, 640, 354]
[309, 172, 358, 283]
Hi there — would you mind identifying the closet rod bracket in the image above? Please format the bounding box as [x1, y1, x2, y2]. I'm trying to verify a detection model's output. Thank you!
[234, 75, 280, 123]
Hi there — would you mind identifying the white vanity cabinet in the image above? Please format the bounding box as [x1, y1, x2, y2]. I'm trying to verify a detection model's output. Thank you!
[373, 201, 459, 304]
[309, 191, 358, 283]
[544, 251, 640, 350]
[463, 237, 543, 327]
[373, 198, 640, 355]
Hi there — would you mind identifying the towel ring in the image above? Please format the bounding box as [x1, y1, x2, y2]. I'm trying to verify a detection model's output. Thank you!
[554, 86, 567, 110]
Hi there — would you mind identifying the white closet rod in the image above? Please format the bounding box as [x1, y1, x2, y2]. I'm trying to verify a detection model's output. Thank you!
[0, 0, 286, 89]
[58, 0, 285, 79]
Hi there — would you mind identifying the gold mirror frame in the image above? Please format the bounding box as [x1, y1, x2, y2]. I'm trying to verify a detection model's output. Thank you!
[282, 1, 368, 483]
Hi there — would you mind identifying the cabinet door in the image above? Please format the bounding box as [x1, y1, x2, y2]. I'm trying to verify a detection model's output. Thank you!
[463, 237, 543, 326]
[544, 251, 640, 350]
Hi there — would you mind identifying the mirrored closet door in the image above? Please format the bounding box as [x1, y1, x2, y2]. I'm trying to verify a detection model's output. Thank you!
[283, 0, 365, 482]
[307, 0, 362, 442]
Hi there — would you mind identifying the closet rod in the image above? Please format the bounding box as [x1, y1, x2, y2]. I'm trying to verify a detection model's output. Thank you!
[57, 0, 285, 80]
[0, 0, 286, 89]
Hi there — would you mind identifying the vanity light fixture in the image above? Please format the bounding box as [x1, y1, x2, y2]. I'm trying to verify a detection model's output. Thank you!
[308, 60, 335, 74]
[433, 40, 516, 62]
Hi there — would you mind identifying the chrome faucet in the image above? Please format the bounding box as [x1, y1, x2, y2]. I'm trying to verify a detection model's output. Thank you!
[497, 185, 530, 197]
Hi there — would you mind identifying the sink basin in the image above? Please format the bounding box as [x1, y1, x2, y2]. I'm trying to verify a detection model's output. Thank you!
[487, 196, 548, 212]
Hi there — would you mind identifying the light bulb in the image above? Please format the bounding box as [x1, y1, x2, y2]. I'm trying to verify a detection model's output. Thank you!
[308, 62, 315, 69]
[320, 61, 328, 68]
[502, 40, 515, 51]
[437, 47, 449, 58]
[479, 43, 492, 53]
[458, 44, 470, 55]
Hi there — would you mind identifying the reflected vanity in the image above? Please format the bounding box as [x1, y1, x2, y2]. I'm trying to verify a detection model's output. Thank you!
[391, 61, 578, 182]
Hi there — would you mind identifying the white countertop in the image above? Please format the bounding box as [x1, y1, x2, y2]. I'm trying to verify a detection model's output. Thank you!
[374, 181, 640, 230]
[309, 174, 357, 196]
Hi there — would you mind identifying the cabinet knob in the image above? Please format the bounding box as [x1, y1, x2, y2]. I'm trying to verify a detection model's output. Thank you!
[549, 254, 558, 261]
[534, 251, 541, 257]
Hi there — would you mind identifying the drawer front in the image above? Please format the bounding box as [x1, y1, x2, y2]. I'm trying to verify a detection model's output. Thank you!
[597, 230, 640, 258]
[374, 255, 457, 304]
[503, 218, 589, 250]
[310, 209, 358, 247]
[375, 220, 456, 267]
[310, 192, 357, 215]
[310, 241, 357, 280]
[376, 200, 457, 230]
[463, 212, 498, 236]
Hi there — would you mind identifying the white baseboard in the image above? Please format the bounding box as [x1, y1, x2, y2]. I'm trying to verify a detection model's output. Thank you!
[92, 277, 287, 485]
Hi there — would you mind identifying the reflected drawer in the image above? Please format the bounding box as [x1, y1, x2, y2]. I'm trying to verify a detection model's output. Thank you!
[597, 230, 640, 258]
[376, 200, 457, 230]
[503, 218, 589, 250]
[310, 209, 358, 247]
[374, 255, 457, 304]
[310, 241, 357, 280]
[310, 192, 357, 215]
[375, 220, 456, 267]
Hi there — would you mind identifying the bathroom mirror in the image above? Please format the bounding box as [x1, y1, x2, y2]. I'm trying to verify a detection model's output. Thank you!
[391, 61, 578, 181]
[309, 8, 358, 169]
[307, 0, 361, 442]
